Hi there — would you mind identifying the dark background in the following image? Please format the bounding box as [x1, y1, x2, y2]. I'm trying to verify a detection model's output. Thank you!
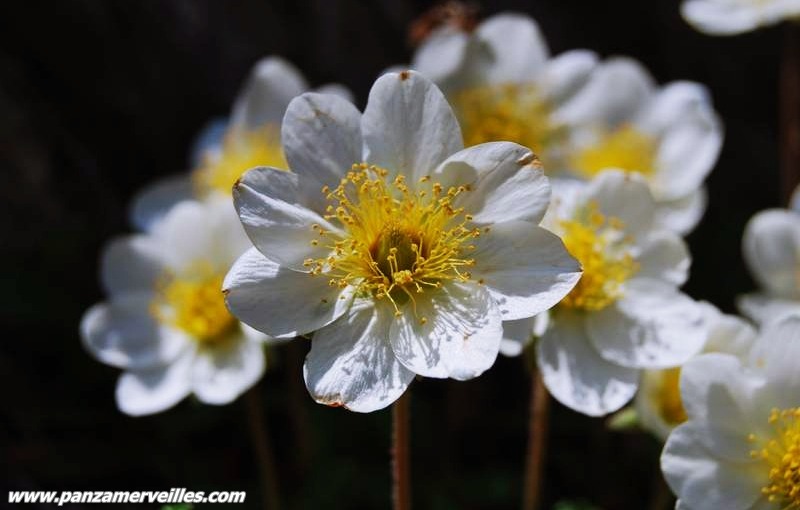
[0, 1, 787, 508]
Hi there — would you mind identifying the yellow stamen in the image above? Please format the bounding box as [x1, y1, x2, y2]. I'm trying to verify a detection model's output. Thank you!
[151, 261, 237, 344]
[656, 367, 688, 425]
[571, 125, 656, 178]
[751, 407, 800, 508]
[558, 202, 638, 311]
[193, 124, 287, 197]
[306, 163, 478, 319]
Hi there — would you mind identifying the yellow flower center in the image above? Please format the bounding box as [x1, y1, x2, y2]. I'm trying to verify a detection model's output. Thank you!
[571, 125, 656, 179]
[558, 203, 638, 311]
[452, 83, 562, 155]
[303, 163, 481, 320]
[750, 408, 800, 508]
[151, 262, 237, 344]
[193, 124, 287, 197]
[656, 367, 688, 425]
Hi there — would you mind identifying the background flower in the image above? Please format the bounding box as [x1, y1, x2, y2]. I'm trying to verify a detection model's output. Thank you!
[682, 0, 800, 35]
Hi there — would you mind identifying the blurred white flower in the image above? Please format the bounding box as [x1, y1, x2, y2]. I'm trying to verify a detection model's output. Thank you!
[412, 13, 723, 234]
[682, 0, 800, 35]
[661, 313, 800, 510]
[81, 198, 271, 416]
[504, 171, 709, 416]
[130, 56, 351, 231]
[223, 70, 581, 412]
[738, 194, 800, 325]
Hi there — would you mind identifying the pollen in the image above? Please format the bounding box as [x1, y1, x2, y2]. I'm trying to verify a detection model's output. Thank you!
[751, 407, 800, 508]
[151, 261, 237, 344]
[558, 203, 638, 311]
[193, 124, 287, 197]
[452, 84, 562, 155]
[571, 125, 656, 178]
[305, 163, 479, 318]
[656, 367, 688, 425]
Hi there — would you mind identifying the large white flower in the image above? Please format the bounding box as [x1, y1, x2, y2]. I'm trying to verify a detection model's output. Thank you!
[661, 313, 800, 510]
[636, 306, 757, 440]
[738, 194, 800, 325]
[81, 198, 270, 416]
[223, 70, 582, 412]
[504, 171, 709, 416]
[412, 13, 723, 234]
[682, 0, 800, 35]
[130, 56, 350, 231]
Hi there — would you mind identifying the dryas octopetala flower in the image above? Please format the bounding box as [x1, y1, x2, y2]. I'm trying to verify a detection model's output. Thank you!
[81, 197, 270, 416]
[636, 305, 757, 440]
[738, 193, 800, 326]
[411, 12, 723, 235]
[502, 171, 709, 416]
[661, 313, 800, 510]
[130, 56, 351, 231]
[223, 70, 582, 412]
[682, 0, 800, 35]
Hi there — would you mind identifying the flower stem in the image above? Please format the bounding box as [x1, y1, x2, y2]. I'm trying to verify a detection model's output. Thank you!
[522, 371, 550, 510]
[780, 22, 800, 204]
[285, 341, 313, 476]
[244, 384, 281, 510]
[392, 391, 411, 510]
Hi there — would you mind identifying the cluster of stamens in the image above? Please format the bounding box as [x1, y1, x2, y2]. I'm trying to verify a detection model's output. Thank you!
[749, 407, 800, 508]
[303, 163, 481, 320]
[571, 125, 656, 179]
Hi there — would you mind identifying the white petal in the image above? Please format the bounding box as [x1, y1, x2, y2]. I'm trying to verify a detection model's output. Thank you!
[500, 316, 536, 357]
[587, 281, 708, 369]
[362, 70, 463, 182]
[115, 351, 194, 416]
[654, 187, 708, 235]
[189, 118, 228, 167]
[476, 13, 549, 84]
[681, 0, 765, 35]
[635, 81, 717, 135]
[536, 311, 639, 416]
[581, 170, 656, 237]
[390, 282, 502, 380]
[100, 234, 167, 295]
[411, 26, 469, 84]
[313, 83, 354, 103]
[742, 209, 800, 298]
[749, 314, 800, 405]
[223, 247, 350, 337]
[737, 292, 800, 326]
[282, 92, 363, 188]
[471, 221, 581, 320]
[703, 312, 757, 359]
[128, 176, 194, 232]
[233, 167, 340, 269]
[436, 142, 551, 225]
[191, 335, 265, 405]
[662, 422, 766, 510]
[81, 294, 191, 370]
[539, 49, 599, 103]
[304, 301, 414, 412]
[230, 56, 308, 129]
[636, 231, 691, 286]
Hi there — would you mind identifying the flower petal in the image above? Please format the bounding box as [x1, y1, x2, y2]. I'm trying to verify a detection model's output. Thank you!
[230, 56, 308, 129]
[362, 70, 463, 182]
[191, 335, 265, 405]
[499, 316, 536, 357]
[189, 117, 228, 168]
[128, 176, 194, 233]
[476, 13, 549, 84]
[581, 170, 656, 237]
[81, 293, 191, 370]
[115, 351, 194, 416]
[471, 221, 581, 320]
[390, 282, 502, 380]
[654, 187, 708, 235]
[586, 280, 708, 369]
[737, 293, 800, 326]
[304, 301, 414, 412]
[437, 142, 551, 225]
[282, 92, 363, 189]
[411, 26, 470, 85]
[536, 310, 639, 416]
[100, 234, 168, 295]
[749, 314, 800, 406]
[313, 83, 354, 103]
[681, 0, 768, 35]
[540, 49, 599, 103]
[636, 231, 690, 286]
[742, 209, 800, 299]
[223, 247, 350, 337]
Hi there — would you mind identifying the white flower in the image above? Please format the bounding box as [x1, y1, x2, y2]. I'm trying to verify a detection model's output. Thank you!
[738, 198, 800, 325]
[504, 171, 709, 416]
[80, 198, 270, 416]
[661, 313, 800, 510]
[636, 306, 757, 440]
[412, 13, 723, 234]
[130, 56, 351, 231]
[223, 70, 582, 412]
[682, 0, 800, 35]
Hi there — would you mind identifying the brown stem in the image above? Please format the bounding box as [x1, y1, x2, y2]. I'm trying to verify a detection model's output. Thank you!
[522, 372, 550, 510]
[244, 384, 281, 510]
[392, 391, 412, 510]
[285, 341, 313, 476]
[780, 22, 800, 205]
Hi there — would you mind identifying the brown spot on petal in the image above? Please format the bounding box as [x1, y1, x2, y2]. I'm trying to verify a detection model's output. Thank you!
[516, 151, 543, 169]
[399, 70, 411, 81]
